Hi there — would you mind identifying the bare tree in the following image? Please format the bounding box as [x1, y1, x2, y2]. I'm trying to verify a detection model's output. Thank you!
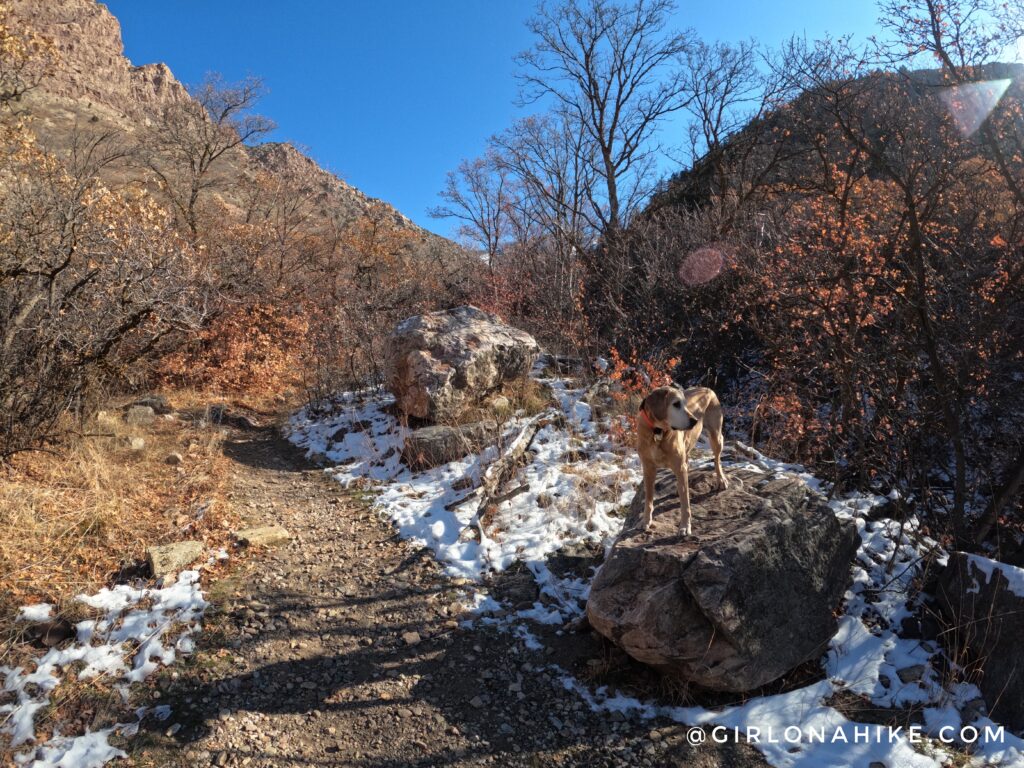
[0, 131, 204, 457]
[875, 0, 1024, 70]
[144, 74, 275, 239]
[493, 111, 598, 250]
[672, 40, 796, 232]
[430, 151, 514, 272]
[871, 0, 1024, 542]
[516, 0, 693, 233]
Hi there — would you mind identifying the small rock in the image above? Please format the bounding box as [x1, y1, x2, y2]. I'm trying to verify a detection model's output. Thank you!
[165, 452, 184, 466]
[127, 436, 146, 452]
[29, 619, 74, 648]
[95, 410, 118, 427]
[130, 395, 173, 414]
[234, 526, 291, 548]
[148, 541, 204, 579]
[897, 665, 925, 684]
[469, 696, 485, 709]
[125, 405, 155, 425]
[402, 631, 421, 646]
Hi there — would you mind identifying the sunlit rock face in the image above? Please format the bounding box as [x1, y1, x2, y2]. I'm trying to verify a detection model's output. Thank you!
[385, 306, 540, 423]
[11, 0, 189, 119]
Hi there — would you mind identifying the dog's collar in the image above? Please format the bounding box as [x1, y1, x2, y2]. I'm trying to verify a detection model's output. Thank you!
[639, 406, 665, 441]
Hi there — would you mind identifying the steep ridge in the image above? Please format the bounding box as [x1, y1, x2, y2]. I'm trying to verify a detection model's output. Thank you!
[10, 0, 459, 255]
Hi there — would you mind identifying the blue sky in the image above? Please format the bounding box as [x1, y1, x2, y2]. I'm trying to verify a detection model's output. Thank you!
[105, 1, 882, 237]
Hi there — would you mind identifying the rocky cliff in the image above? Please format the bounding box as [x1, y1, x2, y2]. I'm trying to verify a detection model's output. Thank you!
[9, 0, 459, 253]
[12, 0, 188, 120]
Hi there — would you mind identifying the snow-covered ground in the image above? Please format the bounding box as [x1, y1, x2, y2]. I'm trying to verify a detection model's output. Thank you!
[288, 369, 1024, 768]
[2, 572, 207, 767]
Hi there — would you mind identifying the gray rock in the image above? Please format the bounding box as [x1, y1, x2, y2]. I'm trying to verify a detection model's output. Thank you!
[234, 525, 291, 548]
[897, 665, 925, 684]
[148, 541, 204, 578]
[586, 468, 859, 692]
[385, 306, 539, 422]
[402, 421, 497, 470]
[125, 405, 155, 425]
[208, 404, 260, 429]
[129, 395, 173, 415]
[938, 552, 1024, 731]
[165, 452, 184, 465]
[402, 631, 421, 646]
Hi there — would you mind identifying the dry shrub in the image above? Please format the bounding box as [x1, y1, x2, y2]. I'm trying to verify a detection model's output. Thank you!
[603, 348, 679, 446]
[0, 404, 233, 618]
[158, 302, 310, 397]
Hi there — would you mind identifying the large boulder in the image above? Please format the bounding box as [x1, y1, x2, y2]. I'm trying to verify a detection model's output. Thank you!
[937, 552, 1024, 732]
[385, 306, 539, 422]
[586, 468, 859, 692]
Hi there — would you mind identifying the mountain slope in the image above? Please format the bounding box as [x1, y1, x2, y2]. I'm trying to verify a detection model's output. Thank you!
[10, 0, 459, 257]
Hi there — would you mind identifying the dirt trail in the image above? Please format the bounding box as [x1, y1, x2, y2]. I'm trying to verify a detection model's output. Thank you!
[136, 421, 765, 768]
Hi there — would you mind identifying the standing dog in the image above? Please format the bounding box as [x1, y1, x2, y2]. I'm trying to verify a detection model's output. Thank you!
[636, 386, 728, 535]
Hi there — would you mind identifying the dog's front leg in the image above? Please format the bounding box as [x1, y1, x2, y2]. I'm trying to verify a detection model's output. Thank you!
[674, 459, 692, 536]
[641, 460, 656, 530]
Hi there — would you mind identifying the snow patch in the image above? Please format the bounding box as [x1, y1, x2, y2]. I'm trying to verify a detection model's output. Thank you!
[963, 553, 1024, 599]
[16, 605, 54, 623]
[2, 572, 207, 764]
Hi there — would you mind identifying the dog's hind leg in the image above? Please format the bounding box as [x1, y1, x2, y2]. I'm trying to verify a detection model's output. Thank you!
[704, 403, 729, 491]
[709, 426, 728, 490]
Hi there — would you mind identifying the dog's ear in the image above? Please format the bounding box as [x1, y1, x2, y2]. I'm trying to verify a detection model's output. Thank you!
[642, 389, 665, 419]
[639, 395, 647, 412]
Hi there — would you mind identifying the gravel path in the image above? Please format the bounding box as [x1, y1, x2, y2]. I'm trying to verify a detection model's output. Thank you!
[136, 423, 767, 768]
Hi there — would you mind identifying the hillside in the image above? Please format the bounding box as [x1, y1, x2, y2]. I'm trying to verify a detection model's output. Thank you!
[10, 0, 461, 257]
[652, 61, 1024, 211]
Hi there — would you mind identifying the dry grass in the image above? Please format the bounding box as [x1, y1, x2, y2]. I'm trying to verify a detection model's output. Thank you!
[0, 394, 235, 625]
[0, 391, 243, 761]
[447, 378, 557, 427]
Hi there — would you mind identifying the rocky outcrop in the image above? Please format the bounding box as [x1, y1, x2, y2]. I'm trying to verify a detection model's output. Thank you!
[938, 552, 1024, 732]
[11, 0, 189, 120]
[586, 468, 859, 692]
[9, 1, 467, 267]
[386, 307, 539, 423]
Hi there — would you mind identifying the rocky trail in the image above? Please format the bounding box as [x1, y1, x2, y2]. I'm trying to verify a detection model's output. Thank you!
[137, 420, 766, 768]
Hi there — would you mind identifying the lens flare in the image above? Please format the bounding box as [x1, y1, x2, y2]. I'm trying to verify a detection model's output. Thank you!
[679, 246, 725, 286]
[938, 79, 1011, 137]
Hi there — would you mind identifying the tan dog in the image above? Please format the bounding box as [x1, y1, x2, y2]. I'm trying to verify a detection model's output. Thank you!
[636, 386, 728, 535]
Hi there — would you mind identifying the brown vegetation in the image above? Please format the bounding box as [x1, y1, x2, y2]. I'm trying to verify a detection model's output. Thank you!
[0, 399, 232, 618]
[433, 0, 1024, 547]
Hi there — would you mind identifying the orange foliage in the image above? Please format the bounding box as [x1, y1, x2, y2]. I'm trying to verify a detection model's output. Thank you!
[159, 303, 311, 395]
[605, 348, 679, 445]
